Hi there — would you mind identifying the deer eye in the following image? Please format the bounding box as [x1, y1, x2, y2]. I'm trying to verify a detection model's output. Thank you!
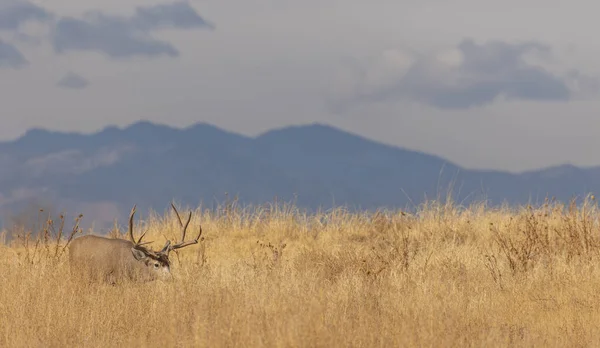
[154, 263, 159, 268]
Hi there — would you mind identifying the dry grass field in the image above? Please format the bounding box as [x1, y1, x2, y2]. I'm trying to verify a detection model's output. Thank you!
[2, 196, 600, 347]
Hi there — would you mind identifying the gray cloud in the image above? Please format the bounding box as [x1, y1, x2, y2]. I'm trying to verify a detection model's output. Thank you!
[11, 31, 42, 45]
[132, 1, 214, 31]
[24, 145, 136, 176]
[0, 1, 51, 31]
[51, 1, 212, 59]
[349, 39, 596, 109]
[0, 40, 27, 68]
[52, 16, 179, 58]
[57, 72, 89, 89]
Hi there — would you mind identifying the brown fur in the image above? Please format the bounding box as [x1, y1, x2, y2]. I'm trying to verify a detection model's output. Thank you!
[68, 235, 171, 284]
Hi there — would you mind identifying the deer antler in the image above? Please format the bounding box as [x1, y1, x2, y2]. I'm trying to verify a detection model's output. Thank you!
[166, 203, 203, 253]
[129, 204, 149, 246]
[171, 202, 183, 227]
[129, 205, 137, 244]
[159, 240, 171, 253]
[171, 225, 203, 251]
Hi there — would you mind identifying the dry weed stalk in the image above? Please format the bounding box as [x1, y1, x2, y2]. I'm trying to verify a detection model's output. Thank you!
[553, 196, 600, 261]
[484, 196, 600, 286]
[13, 210, 83, 265]
[250, 240, 287, 271]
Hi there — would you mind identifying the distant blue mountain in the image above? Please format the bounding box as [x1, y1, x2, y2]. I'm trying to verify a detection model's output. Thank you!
[0, 120, 597, 231]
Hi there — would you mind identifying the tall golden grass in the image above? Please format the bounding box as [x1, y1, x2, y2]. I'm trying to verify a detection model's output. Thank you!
[2, 196, 600, 347]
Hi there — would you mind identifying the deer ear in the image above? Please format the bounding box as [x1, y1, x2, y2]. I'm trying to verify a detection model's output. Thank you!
[131, 248, 147, 261]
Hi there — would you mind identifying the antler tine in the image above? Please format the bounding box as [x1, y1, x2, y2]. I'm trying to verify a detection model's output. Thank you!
[180, 211, 192, 243]
[170, 224, 203, 251]
[160, 240, 171, 254]
[128, 204, 137, 244]
[137, 240, 154, 246]
[136, 229, 148, 244]
[170, 202, 184, 227]
[196, 224, 203, 240]
[170, 202, 192, 244]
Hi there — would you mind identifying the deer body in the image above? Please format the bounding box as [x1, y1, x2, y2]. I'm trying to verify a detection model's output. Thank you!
[68, 203, 202, 284]
[69, 235, 171, 283]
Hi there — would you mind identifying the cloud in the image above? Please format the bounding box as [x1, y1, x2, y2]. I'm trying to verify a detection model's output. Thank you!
[24, 145, 136, 176]
[52, 16, 179, 58]
[342, 39, 598, 109]
[57, 72, 89, 89]
[51, 1, 212, 59]
[132, 1, 214, 31]
[0, 1, 51, 31]
[0, 40, 27, 68]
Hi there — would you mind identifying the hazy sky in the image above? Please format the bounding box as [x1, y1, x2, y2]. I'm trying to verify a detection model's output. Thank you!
[1, 0, 599, 172]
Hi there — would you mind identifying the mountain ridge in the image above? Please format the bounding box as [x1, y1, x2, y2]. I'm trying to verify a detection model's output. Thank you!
[0, 120, 597, 232]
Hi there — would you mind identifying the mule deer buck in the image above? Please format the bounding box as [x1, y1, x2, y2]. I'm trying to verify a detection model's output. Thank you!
[68, 203, 202, 284]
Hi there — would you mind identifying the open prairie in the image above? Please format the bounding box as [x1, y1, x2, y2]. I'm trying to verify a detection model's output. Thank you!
[2, 198, 600, 347]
